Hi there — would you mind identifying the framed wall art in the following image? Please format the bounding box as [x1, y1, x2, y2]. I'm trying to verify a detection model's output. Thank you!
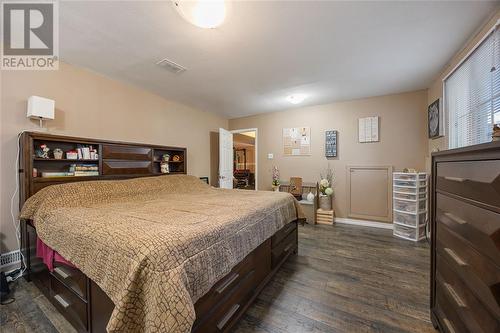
[358, 116, 379, 143]
[283, 127, 311, 156]
[325, 130, 337, 157]
[428, 98, 444, 139]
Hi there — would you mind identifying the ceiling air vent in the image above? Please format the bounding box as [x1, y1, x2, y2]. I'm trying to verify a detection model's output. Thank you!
[156, 58, 187, 74]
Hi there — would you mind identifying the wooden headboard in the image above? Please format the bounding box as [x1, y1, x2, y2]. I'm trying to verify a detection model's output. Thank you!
[19, 131, 187, 208]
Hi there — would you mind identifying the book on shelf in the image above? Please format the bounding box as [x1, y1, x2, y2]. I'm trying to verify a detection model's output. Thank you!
[73, 171, 99, 177]
[69, 164, 99, 172]
[41, 170, 99, 178]
[41, 172, 74, 178]
[75, 165, 98, 171]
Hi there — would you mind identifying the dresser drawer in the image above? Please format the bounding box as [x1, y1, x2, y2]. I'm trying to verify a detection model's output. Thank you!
[193, 268, 256, 333]
[437, 223, 500, 320]
[271, 227, 297, 268]
[102, 160, 152, 175]
[102, 145, 152, 160]
[437, 193, 500, 265]
[436, 160, 500, 211]
[435, 287, 469, 333]
[271, 221, 297, 247]
[51, 275, 88, 332]
[50, 262, 87, 300]
[437, 253, 500, 333]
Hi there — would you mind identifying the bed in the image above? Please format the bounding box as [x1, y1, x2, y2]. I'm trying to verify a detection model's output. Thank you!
[18, 132, 303, 333]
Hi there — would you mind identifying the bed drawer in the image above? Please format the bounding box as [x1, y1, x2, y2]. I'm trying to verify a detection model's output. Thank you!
[194, 268, 256, 333]
[102, 160, 152, 175]
[271, 221, 297, 247]
[437, 254, 500, 333]
[436, 160, 500, 211]
[51, 275, 88, 332]
[51, 262, 87, 300]
[437, 193, 500, 265]
[102, 145, 152, 160]
[194, 248, 256, 318]
[437, 223, 500, 319]
[271, 227, 297, 268]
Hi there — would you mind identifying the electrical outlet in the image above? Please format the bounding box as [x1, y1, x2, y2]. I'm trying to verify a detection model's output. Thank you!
[267, 153, 274, 159]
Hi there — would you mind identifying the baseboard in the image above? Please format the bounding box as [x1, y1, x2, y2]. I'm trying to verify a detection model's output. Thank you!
[335, 217, 393, 230]
[0, 250, 21, 272]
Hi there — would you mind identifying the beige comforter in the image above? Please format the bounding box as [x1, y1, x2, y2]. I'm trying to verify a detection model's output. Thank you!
[20, 175, 303, 332]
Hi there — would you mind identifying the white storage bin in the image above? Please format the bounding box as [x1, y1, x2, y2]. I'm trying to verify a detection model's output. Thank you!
[393, 185, 427, 194]
[394, 210, 427, 227]
[393, 173, 427, 181]
[393, 223, 426, 241]
[393, 192, 426, 201]
[392, 172, 428, 242]
[393, 180, 416, 187]
[393, 180, 427, 187]
[393, 199, 426, 213]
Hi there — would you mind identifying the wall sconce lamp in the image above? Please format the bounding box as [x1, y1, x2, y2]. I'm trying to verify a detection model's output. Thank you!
[27, 96, 55, 130]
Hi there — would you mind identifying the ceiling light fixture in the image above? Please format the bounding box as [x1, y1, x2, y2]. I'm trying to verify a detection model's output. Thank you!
[173, 0, 226, 29]
[286, 94, 307, 105]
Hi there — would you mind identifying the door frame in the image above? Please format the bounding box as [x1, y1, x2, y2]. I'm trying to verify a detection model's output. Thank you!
[231, 128, 258, 190]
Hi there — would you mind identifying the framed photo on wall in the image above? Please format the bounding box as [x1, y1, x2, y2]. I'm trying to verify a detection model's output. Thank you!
[428, 98, 444, 139]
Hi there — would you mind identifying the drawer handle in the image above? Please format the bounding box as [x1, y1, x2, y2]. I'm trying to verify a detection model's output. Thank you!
[216, 273, 239, 294]
[54, 294, 70, 309]
[53, 267, 71, 279]
[284, 243, 294, 253]
[444, 248, 467, 266]
[444, 283, 466, 308]
[443, 176, 466, 182]
[217, 304, 240, 330]
[443, 212, 467, 225]
[443, 318, 456, 333]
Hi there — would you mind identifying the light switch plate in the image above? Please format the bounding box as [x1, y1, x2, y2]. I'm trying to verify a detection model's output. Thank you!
[267, 153, 274, 159]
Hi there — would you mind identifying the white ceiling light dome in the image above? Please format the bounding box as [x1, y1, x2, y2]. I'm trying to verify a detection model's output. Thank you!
[286, 94, 307, 105]
[173, 0, 227, 29]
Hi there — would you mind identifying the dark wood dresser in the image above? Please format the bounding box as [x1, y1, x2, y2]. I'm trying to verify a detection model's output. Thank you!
[431, 141, 500, 333]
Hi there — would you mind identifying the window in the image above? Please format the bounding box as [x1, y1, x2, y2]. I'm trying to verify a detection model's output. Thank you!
[445, 25, 499, 149]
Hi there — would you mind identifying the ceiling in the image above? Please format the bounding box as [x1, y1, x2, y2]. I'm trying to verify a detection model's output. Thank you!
[59, 1, 498, 119]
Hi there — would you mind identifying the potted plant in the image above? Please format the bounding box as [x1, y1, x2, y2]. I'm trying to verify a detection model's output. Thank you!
[272, 166, 280, 192]
[319, 165, 334, 210]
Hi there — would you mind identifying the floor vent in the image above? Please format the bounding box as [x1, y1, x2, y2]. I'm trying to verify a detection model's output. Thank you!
[1, 250, 21, 268]
[156, 58, 187, 74]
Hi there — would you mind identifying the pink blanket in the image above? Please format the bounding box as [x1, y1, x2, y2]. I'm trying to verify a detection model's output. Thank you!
[36, 237, 75, 270]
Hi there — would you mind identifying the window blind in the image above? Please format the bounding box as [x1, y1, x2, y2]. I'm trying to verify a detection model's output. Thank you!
[445, 26, 500, 149]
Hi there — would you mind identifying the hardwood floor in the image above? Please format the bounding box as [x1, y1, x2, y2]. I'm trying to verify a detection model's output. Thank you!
[0, 224, 435, 333]
[234, 224, 434, 333]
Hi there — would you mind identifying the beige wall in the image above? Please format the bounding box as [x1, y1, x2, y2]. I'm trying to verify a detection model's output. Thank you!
[229, 90, 428, 218]
[0, 62, 228, 253]
[427, 10, 500, 168]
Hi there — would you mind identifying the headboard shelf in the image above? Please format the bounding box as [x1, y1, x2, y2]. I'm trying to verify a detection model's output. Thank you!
[20, 131, 187, 208]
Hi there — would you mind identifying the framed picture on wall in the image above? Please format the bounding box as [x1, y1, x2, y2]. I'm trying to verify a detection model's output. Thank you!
[325, 130, 337, 157]
[428, 98, 444, 139]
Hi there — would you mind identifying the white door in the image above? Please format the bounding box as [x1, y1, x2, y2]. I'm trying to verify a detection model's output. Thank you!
[219, 128, 233, 189]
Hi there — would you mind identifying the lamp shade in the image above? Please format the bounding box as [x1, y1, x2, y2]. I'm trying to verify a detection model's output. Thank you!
[27, 96, 55, 120]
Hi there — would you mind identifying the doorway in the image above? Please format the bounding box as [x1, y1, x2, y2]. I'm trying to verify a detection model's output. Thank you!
[218, 128, 258, 190]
